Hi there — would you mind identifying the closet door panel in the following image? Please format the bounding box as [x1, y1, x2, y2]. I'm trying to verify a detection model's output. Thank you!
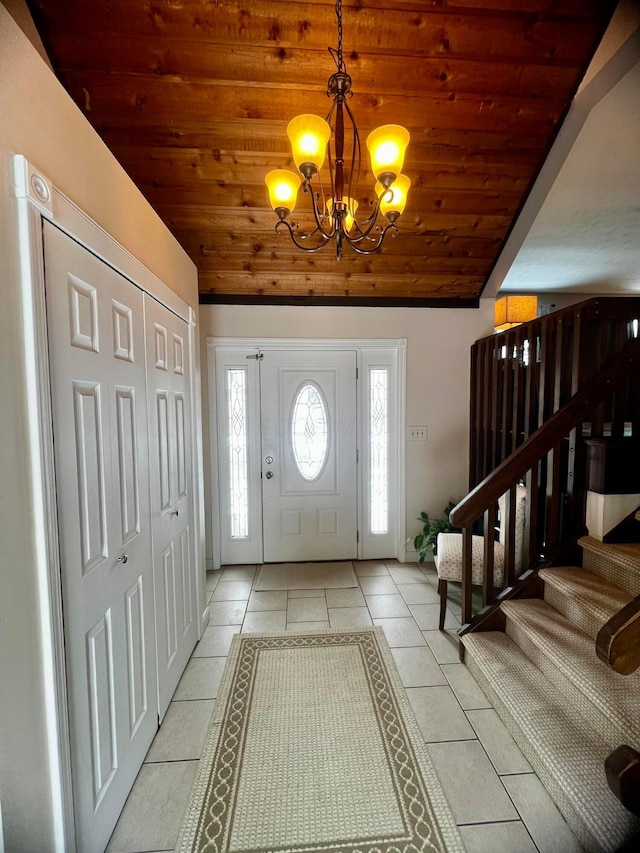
[144, 295, 197, 718]
[44, 222, 158, 853]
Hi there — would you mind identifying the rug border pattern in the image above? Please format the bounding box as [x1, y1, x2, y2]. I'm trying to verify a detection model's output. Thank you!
[175, 626, 464, 853]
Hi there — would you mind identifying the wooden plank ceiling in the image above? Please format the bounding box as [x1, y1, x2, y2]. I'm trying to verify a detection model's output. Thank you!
[30, 0, 614, 305]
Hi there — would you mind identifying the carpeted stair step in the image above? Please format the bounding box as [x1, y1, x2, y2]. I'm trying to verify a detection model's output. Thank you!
[462, 631, 640, 853]
[501, 599, 640, 750]
[539, 566, 631, 640]
[579, 536, 640, 597]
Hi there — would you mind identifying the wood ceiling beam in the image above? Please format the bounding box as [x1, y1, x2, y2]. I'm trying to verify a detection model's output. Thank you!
[64, 73, 567, 135]
[39, 1, 606, 65]
[118, 148, 534, 192]
[52, 37, 584, 102]
[197, 269, 485, 296]
[142, 188, 521, 218]
[174, 230, 503, 258]
[193, 254, 494, 276]
[96, 118, 549, 163]
[155, 205, 512, 238]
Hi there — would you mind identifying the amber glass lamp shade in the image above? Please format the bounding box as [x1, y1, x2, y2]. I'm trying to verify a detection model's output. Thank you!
[366, 125, 410, 186]
[265, 169, 301, 216]
[376, 174, 411, 220]
[326, 197, 359, 231]
[287, 114, 331, 178]
[494, 295, 538, 331]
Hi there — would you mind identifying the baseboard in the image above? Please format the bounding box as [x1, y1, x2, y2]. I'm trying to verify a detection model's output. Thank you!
[200, 605, 210, 636]
[404, 547, 434, 566]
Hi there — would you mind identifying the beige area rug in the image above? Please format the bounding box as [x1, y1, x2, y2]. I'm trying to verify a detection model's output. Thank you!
[176, 627, 465, 853]
[253, 561, 358, 591]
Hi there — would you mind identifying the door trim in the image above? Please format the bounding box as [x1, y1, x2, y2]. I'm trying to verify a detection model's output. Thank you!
[207, 337, 407, 569]
[12, 155, 205, 852]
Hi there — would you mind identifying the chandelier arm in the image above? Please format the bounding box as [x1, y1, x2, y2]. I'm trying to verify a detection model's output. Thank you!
[275, 219, 332, 253]
[344, 222, 398, 255]
[305, 179, 335, 239]
[350, 204, 387, 242]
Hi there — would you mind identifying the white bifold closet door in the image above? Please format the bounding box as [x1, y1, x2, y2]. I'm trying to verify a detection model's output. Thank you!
[44, 222, 159, 853]
[44, 222, 198, 851]
[144, 295, 197, 719]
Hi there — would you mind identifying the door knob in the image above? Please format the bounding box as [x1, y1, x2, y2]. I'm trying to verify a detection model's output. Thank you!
[265, 470, 274, 479]
[117, 554, 128, 564]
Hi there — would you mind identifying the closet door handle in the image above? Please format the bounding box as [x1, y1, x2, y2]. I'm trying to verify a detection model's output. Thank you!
[116, 554, 128, 564]
[171, 509, 180, 517]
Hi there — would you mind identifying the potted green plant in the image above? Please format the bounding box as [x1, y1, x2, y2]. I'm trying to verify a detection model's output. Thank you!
[413, 501, 460, 563]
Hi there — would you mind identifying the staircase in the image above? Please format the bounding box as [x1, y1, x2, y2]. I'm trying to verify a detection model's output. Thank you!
[462, 536, 640, 852]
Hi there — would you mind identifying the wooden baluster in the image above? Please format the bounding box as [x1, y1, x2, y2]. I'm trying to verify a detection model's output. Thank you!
[567, 309, 583, 531]
[482, 339, 492, 482]
[503, 485, 517, 586]
[469, 342, 480, 488]
[546, 439, 562, 551]
[483, 502, 496, 606]
[524, 322, 539, 440]
[537, 318, 548, 430]
[501, 331, 515, 462]
[511, 327, 523, 455]
[611, 320, 631, 438]
[490, 338, 500, 471]
[537, 318, 550, 554]
[525, 467, 539, 568]
[548, 315, 565, 542]
[592, 321, 608, 437]
[461, 526, 473, 625]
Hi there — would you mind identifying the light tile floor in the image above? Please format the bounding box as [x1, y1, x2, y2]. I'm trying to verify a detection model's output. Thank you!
[107, 559, 583, 853]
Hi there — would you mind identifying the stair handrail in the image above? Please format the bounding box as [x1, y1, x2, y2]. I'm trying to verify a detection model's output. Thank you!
[451, 336, 640, 530]
[596, 593, 640, 675]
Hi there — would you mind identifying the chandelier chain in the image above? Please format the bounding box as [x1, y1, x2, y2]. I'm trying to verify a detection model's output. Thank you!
[336, 0, 343, 70]
[328, 0, 345, 73]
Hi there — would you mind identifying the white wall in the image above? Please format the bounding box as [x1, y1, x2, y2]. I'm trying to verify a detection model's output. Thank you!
[199, 303, 494, 564]
[0, 7, 198, 849]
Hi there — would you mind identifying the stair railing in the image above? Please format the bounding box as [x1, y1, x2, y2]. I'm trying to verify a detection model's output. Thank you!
[597, 593, 640, 675]
[449, 336, 640, 627]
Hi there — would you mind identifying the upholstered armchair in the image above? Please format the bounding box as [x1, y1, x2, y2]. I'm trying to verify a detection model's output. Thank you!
[434, 484, 527, 629]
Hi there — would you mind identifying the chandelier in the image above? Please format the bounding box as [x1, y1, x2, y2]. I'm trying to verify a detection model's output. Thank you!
[264, 0, 411, 260]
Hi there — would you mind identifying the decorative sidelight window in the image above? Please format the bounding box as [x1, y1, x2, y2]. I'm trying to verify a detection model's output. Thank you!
[227, 368, 249, 538]
[291, 382, 329, 481]
[369, 368, 389, 534]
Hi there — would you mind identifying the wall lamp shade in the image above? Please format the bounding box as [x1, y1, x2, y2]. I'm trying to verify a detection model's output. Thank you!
[376, 174, 411, 220]
[287, 115, 331, 177]
[265, 169, 301, 216]
[494, 295, 538, 331]
[367, 125, 410, 186]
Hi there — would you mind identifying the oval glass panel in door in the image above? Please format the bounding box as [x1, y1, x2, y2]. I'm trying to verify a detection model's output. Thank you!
[291, 382, 329, 481]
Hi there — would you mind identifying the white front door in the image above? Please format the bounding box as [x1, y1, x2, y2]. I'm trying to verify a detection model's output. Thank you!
[213, 340, 404, 565]
[44, 222, 158, 853]
[260, 350, 357, 562]
[144, 295, 198, 719]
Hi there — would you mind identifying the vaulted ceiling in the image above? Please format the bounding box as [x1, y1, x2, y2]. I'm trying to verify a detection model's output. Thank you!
[29, 0, 615, 305]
